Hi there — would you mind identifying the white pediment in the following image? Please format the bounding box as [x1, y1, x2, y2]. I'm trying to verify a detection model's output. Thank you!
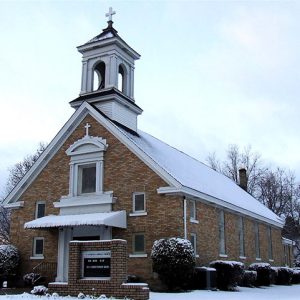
[66, 135, 108, 156]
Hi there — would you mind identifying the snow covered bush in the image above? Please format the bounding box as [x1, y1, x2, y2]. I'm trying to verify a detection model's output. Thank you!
[151, 238, 195, 290]
[31, 285, 48, 295]
[23, 273, 41, 287]
[249, 263, 271, 286]
[292, 268, 300, 284]
[0, 244, 19, 276]
[240, 270, 257, 288]
[209, 260, 244, 291]
[274, 267, 293, 285]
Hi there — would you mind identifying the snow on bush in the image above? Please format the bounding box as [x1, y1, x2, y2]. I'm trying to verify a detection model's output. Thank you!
[249, 262, 271, 286]
[209, 260, 244, 291]
[77, 293, 85, 299]
[0, 244, 19, 275]
[23, 273, 41, 286]
[292, 268, 300, 284]
[151, 238, 195, 290]
[31, 285, 48, 295]
[240, 270, 257, 288]
[273, 267, 293, 285]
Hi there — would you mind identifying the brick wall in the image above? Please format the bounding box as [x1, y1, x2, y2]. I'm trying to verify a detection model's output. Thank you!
[188, 200, 283, 267]
[49, 240, 149, 300]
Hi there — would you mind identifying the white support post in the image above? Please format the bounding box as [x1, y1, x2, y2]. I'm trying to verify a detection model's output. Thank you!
[183, 197, 187, 240]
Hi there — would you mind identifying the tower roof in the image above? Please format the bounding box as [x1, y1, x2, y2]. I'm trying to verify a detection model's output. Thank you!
[85, 21, 119, 45]
[78, 21, 140, 60]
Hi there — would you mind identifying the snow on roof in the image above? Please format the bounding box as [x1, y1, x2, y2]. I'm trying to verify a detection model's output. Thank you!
[24, 211, 126, 229]
[87, 31, 114, 44]
[118, 127, 283, 226]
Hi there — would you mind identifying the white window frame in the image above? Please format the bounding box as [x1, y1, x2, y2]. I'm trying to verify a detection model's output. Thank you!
[190, 233, 198, 256]
[133, 192, 146, 212]
[77, 163, 97, 195]
[254, 222, 261, 259]
[35, 200, 46, 219]
[238, 216, 245, 258]
[268, 226, 273, 261]
[132, 233, 146, 254]
[190, 200, 196, 221]
[32, 237, 44, 259]
[219, 210, 226, 256]
[130, 192, 147, 216]
[66, 135, 108, 198]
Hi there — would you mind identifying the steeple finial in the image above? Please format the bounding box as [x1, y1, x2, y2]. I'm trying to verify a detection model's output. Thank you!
[105, 7, 116, 23]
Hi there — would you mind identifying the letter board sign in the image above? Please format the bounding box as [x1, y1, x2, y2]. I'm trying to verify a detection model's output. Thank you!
[82, 250, 111, 278]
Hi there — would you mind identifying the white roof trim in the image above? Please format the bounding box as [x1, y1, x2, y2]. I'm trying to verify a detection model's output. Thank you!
[24, 211, 127, 229]
[157, 186, 284, 228]
[282, 237, 295, 245]
[4, 201, 24, 209]
[3, 102, 180, 205]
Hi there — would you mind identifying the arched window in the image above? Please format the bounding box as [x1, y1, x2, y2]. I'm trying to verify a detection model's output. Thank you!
[118, 64, 127, 94]
[93, 62, 106, 91]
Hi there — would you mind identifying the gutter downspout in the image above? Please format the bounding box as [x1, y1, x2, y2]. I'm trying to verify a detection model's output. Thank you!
[183, 196, 187, 239]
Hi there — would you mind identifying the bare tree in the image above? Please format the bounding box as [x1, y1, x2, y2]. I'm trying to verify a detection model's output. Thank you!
[0, 206, 10, 244]
[206, 144, 265, 196]
[256, 168, 299, 218]
[0, 143, 47, 244]
[5, 142, 47, 196]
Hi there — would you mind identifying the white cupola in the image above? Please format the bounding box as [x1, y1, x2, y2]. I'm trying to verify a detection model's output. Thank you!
[70, 8, 142, 132]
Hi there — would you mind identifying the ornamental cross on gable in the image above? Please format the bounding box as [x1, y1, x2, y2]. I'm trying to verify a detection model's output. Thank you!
[105, 7, 116, 22]
[85, 123, 91, 136]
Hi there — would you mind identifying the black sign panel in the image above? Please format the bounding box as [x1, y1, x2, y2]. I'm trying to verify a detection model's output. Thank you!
[82, 251, 111, 278]
[83, 257, 111, 278]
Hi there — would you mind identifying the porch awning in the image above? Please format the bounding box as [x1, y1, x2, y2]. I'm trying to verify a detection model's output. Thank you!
[24, 211, 127, 229]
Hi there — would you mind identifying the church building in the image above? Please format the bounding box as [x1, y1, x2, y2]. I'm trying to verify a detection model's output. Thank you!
[3, 8, 289, 292]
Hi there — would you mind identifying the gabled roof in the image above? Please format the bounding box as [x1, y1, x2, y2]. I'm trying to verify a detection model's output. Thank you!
[3, 102, 283, 228]
[117, 128, 284, 227]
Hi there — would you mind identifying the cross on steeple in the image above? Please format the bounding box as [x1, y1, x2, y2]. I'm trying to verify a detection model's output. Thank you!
[84, 123, 91, 136]
[105, 7, 116, 22]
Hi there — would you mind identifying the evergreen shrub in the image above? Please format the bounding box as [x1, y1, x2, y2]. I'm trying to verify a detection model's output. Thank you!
[249, 263, 271, 286]
[292, 269, 300, 284]
[151, 238, 195, 290]
[209, 260, 244, 291]
[0, 245, 19, 276]
[240, 270, 257, 287]
[274, 267, 293, 285]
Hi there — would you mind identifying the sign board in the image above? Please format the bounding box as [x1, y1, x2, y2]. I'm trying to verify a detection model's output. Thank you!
[81, 250, 111, 278]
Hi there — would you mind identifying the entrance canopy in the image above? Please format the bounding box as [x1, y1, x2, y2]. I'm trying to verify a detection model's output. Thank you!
[24, 211, 126, 229]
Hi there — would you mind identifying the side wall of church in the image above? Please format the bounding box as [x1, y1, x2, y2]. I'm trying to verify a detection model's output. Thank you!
[188, 201, 284, 268]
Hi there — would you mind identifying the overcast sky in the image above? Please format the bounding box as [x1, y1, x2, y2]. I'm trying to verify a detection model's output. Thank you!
[0, 0, 300, 198]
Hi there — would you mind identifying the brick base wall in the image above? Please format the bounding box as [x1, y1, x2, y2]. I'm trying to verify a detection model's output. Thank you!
[48, 240, 149, 300]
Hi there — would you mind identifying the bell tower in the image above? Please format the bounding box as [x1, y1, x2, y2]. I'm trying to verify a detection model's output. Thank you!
[70, 8, 142, 132]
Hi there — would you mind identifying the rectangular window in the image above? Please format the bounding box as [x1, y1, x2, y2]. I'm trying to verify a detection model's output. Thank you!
[33, 237, 44, 257]
[35, 201, 45, 219]
[268, 227, 273, 260]
[190, 233, 197, 255]
[78, 164, 96, 194]
[133, 193, 146, 212]
[190, 200, 196, 220]
[219, 210, 226, 255]
[254, 222, 260, 259]
[133, 233, 145, 254]
[238, 217, 245, 257]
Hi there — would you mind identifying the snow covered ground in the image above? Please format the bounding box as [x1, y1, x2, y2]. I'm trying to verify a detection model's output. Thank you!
[1, 285, 300, 300]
